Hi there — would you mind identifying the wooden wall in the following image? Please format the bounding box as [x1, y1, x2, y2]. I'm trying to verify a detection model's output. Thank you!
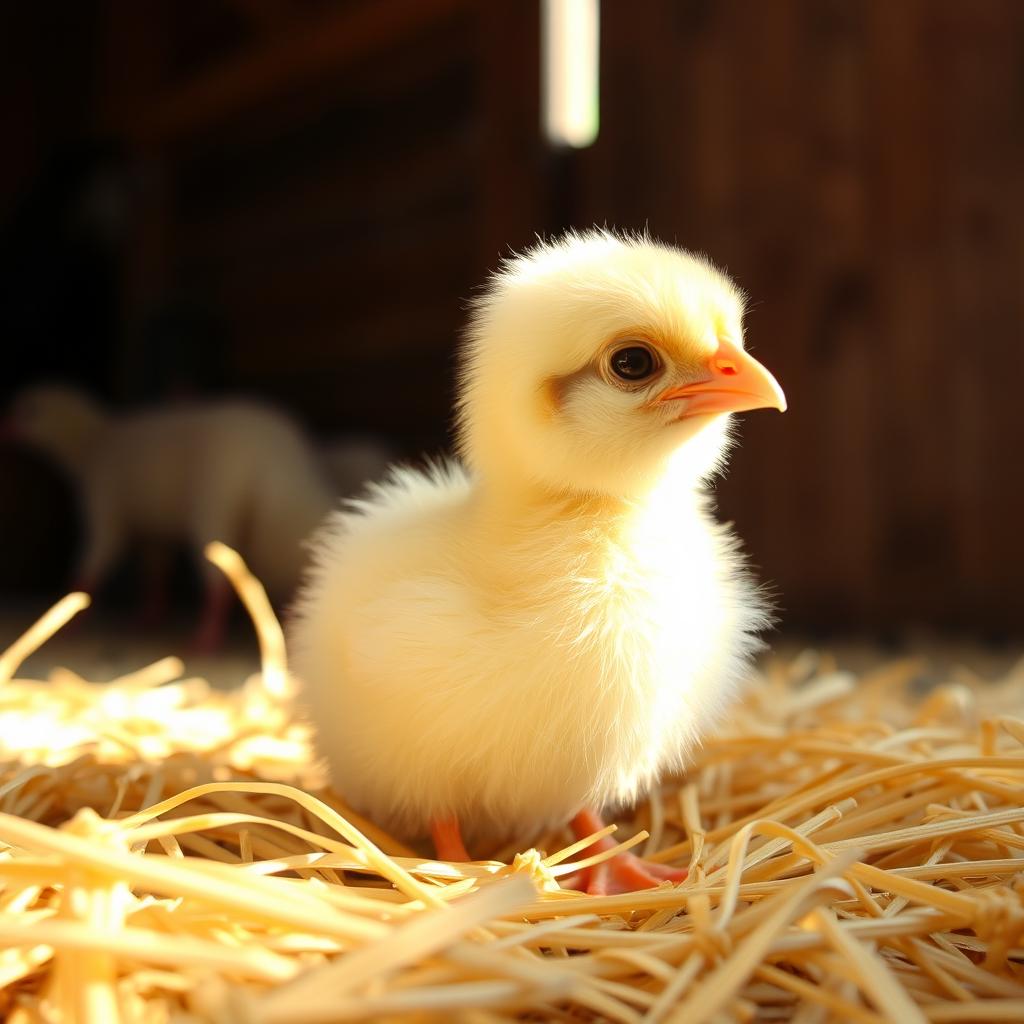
[576, 0, 1024, 635]
[5, 0, 1023, 635]
[98, 0, 544, 448]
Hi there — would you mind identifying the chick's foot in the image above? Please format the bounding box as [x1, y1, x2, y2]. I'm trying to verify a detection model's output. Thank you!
[566, 808, 686, 895]
[575, 852, 687, 895]
[430, 816, 471, 861]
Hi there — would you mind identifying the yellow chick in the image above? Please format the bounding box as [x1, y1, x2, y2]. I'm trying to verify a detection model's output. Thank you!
[291, 230, 786, 893]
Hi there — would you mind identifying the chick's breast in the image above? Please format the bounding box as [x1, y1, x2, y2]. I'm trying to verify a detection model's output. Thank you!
[292, 463, 765, 846]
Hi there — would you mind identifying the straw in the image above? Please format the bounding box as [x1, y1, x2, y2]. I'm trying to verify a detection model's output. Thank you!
[0, 548, 1022, 1022]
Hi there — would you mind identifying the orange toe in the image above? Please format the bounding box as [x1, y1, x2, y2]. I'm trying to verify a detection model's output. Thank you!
[567, 808, 687, 895]
[586, 852, 686, 895]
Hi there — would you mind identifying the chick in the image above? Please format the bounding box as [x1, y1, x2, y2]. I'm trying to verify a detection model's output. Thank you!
[291, 231, 786, 892]
[7, 387, 332, 651]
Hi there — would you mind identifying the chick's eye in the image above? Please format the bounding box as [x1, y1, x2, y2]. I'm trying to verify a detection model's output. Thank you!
[610, 345, 657, 382]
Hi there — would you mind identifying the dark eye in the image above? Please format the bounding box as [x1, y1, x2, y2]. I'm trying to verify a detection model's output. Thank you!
[610, 345, 658, 382]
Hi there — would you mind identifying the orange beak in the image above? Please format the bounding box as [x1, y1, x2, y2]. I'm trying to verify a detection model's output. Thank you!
[658, 337, 786, 417]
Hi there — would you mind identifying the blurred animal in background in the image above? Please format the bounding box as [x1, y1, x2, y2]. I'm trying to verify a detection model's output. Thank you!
[291, 230, 786, 893]
[6, 385, 335, 652]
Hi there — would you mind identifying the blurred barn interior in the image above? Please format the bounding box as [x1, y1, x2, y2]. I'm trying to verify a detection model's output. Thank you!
[1, 0, 1022, 671]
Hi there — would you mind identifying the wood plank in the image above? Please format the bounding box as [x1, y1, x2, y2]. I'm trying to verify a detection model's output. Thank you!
[934, 0, 1024, 633]
[716, 0, 810, 626]
[671, 0, 742, 254]
[241, 348, 457, 445]
[222, 249, 474, 348]
[179, 115, 477, 257]
[794, 0, 876, 625]
[477, 2, 544, 262]
[120, 0, 472, 142]
[865, 0, 951, 628]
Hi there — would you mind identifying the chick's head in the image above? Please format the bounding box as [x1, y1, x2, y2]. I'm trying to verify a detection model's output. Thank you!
[456, 231, 785, 498]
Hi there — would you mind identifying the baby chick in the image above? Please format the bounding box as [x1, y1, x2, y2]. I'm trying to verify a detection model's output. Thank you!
[7, 387, 332, 651]
[291, 231, 786, 893]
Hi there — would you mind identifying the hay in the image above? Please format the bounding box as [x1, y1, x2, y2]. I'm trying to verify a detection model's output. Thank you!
[1, 549, 1023, 1022]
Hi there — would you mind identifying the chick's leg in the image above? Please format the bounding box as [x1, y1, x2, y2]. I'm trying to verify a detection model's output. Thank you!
[568, 808, 686, 895]
[430, 817, 471, 862]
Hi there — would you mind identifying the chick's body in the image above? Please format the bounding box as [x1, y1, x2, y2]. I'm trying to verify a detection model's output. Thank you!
[295, 462, 762, 845]
[293, 231, 783, 853]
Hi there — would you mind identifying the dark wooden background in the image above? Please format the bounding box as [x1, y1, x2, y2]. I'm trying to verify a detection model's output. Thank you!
[2, 0, 1022, 638]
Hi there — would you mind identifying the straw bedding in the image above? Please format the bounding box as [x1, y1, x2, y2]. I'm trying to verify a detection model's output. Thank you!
[1, 545, 1022, 1023]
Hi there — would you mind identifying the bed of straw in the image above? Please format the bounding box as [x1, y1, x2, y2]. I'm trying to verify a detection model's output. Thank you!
[1, 544, 1023, 1023]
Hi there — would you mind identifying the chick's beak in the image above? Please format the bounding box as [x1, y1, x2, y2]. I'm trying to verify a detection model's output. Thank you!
[659, 337, 787, 417]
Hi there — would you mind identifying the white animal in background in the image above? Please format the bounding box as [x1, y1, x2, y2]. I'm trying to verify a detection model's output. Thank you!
[7, 387, 333, 651]
[291, 230, 786, 894]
